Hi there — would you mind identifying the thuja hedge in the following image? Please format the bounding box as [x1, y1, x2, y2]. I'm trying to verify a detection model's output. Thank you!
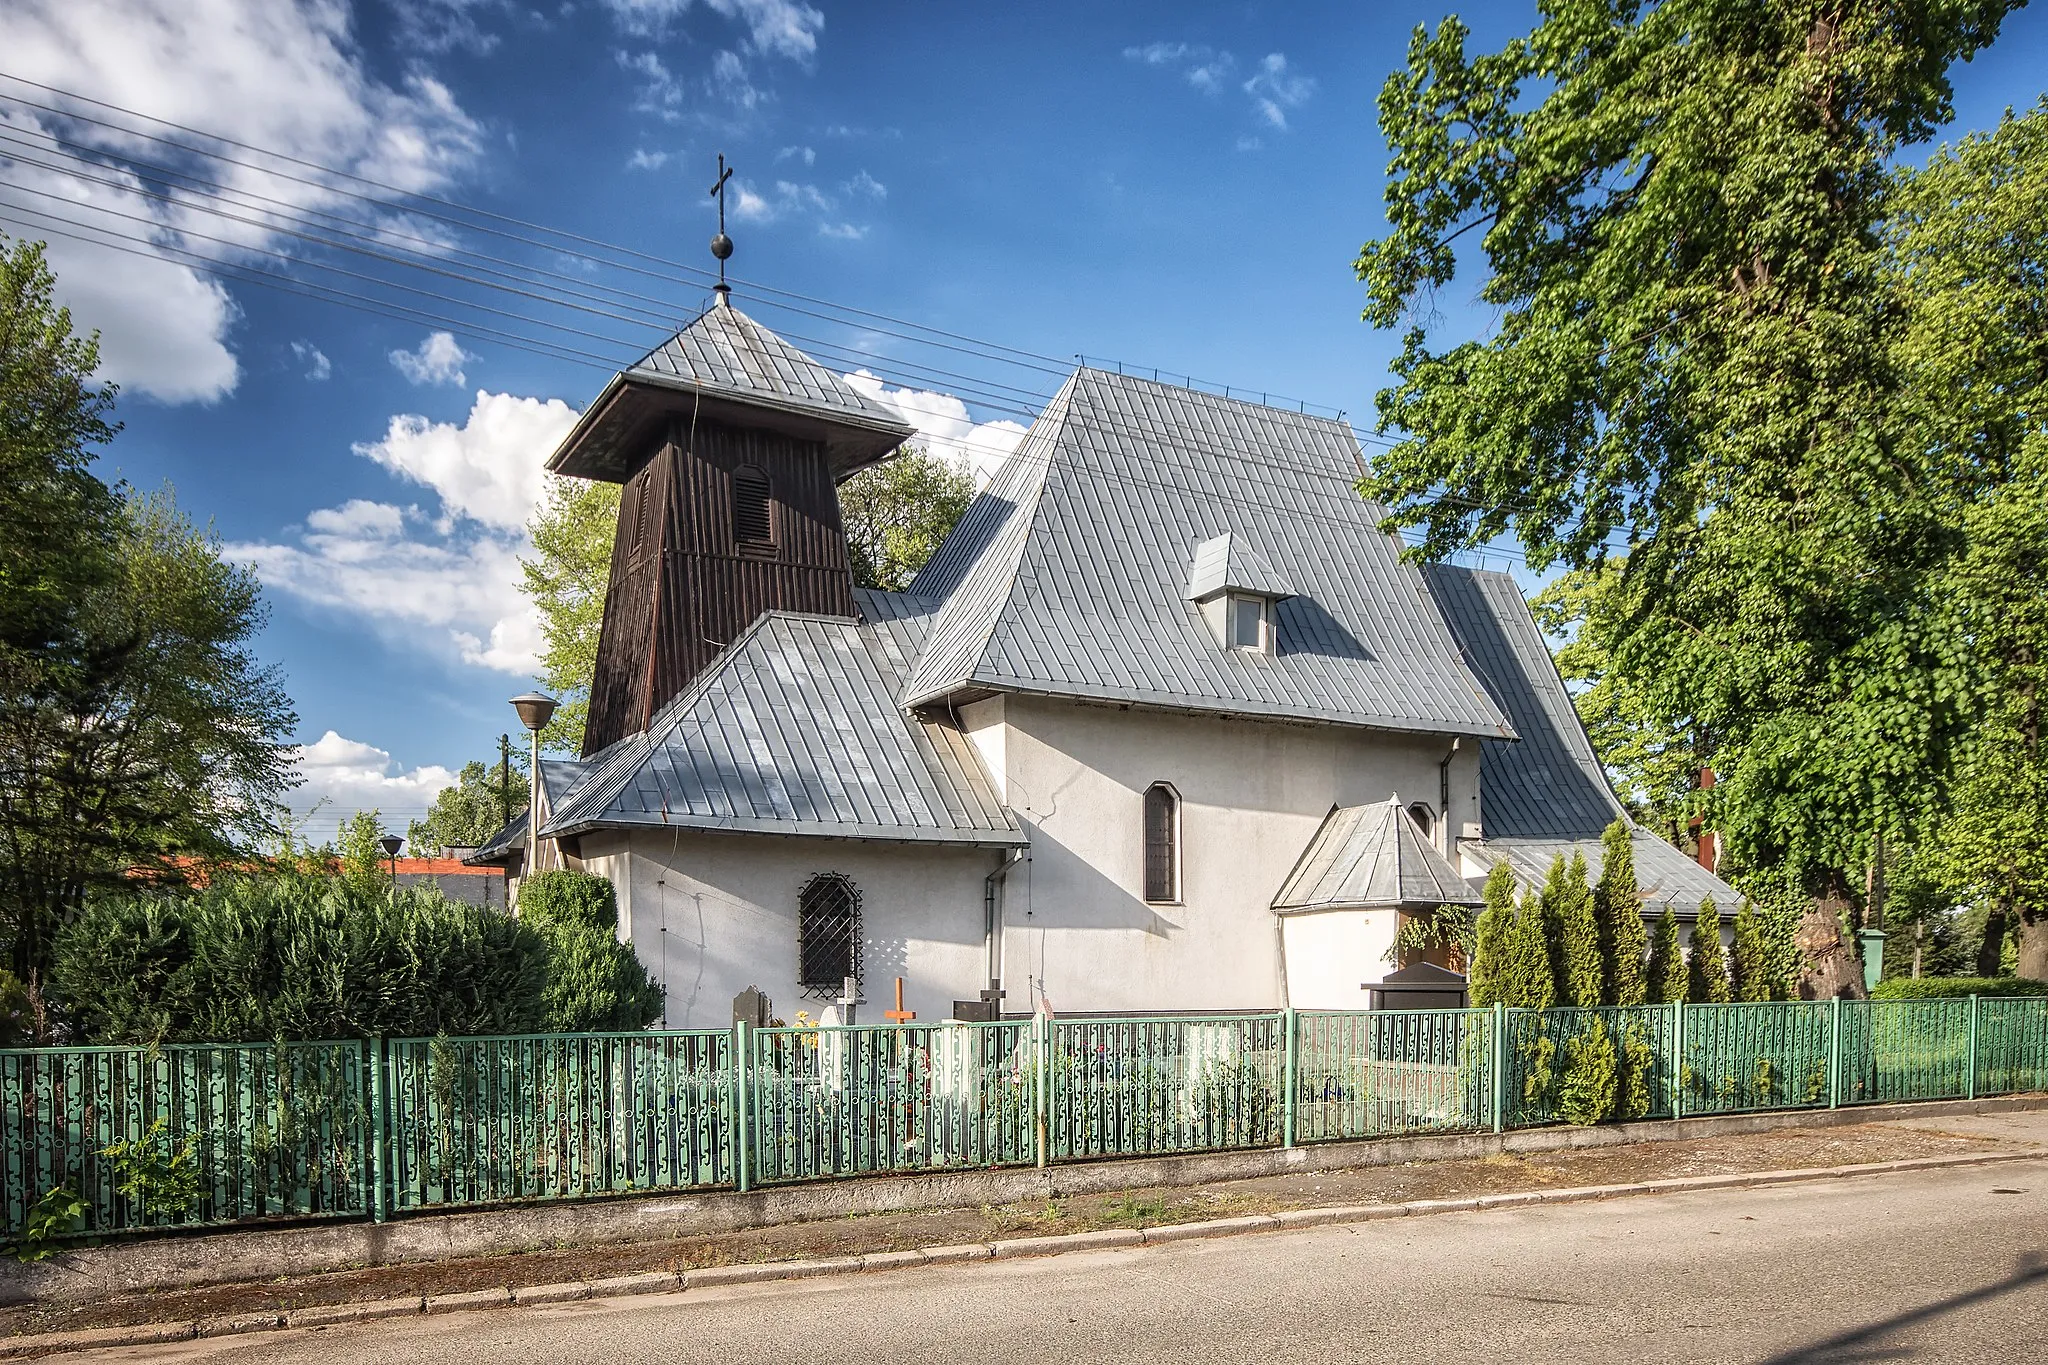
[51, 869, 661, 1044]
[1871, 976, 2048, 1000]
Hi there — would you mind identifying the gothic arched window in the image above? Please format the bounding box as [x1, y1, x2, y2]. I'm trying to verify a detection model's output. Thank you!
[1143, 783, 1180, 904]
[1407, 801, 1437, 845]
[798, 872, 861, 997]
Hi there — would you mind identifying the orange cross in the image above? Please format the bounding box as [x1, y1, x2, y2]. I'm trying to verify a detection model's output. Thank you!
[884, 976, 916, 1023]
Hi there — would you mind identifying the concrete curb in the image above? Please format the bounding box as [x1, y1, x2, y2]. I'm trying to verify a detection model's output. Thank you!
[3, 1146, 2037, 1360]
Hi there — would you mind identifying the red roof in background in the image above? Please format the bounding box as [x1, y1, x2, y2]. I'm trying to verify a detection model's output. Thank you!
[397, 858, 500, 876]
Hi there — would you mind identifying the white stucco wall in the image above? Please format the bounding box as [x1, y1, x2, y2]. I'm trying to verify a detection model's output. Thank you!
[995, 695, 1480, 1014]
[608, 829, 1001, 1030]
[1279, 908, 1402, 1010]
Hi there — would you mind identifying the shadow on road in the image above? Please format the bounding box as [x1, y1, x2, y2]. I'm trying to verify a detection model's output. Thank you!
[1759, 1253, 2048, 1363]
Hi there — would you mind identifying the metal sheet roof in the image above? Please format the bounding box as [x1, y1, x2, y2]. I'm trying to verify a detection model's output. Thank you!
[901, 369, 1514, 738]
[545, 298, 913, 482]
[1184, 532, 1295, 602]
[1424, 563, 1741, 917]
[1273, 798, 1486, 912]
[537, 592, 1022, 848]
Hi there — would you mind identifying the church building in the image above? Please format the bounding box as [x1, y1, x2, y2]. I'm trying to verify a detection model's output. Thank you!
[473, 284, 1737, 1028]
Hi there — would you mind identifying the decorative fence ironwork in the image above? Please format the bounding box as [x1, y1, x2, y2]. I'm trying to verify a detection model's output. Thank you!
[6, 996, 2047, 1241]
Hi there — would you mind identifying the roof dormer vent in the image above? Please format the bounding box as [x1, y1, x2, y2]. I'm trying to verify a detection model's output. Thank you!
[1185, 533, 1293, 655]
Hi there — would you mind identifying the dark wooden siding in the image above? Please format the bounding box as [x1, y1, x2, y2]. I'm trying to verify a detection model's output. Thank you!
[582, 415, 856, 756]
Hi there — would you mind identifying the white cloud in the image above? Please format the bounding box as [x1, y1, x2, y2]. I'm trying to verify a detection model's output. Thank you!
[817, 222, 866, 241]
[841, 371, 1029, 484]
[228, 390, 581, 674]
[290, 731, 459, 837]
[291, 339, 331, 380]
[599, 0, 823, 62]
[617, 50, 685, 120]
[709, 49, 763, 111]
[775, 144, 816, 165]
[1124, 41, 1312, 135]
[1242, 53, 1315, 130]
[844, 170, 886, 200]
[627, 147, 672, 170]
[389, 330, 475, 386]
[0, 0, 485, 403]
[390, 0, 504, 54]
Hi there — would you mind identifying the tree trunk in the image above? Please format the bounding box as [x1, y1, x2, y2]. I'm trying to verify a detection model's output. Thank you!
[1978, 904, 2010, 977]
[1794, 897, 1866, 1000]
[2017, 912, 2048, 984]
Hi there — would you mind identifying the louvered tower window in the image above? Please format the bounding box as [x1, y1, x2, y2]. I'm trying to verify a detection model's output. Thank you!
[627, 466, 652, 562]
[1143, 783, 1180, 904]
[733, 465, 774, 548]
[798, 872, 861, 997]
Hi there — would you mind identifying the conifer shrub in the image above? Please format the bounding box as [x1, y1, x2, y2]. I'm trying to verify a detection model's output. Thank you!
[1688, 896, 1733, 1004]
[1730, 901, 1781, 1002]
[1595, 821, 1648, 1006]
[1871, 976, 2048, 999]
[517, 870, 664, 1032]
[54, 873, 551, 1042]
[1647, 909, 1688, 1004]
[1556, 1018, 1619, 1125]
[1468, 862, 1517, 1008]
[1555, 853, 1603, 1008]
[1503, 886, 1558, 1114]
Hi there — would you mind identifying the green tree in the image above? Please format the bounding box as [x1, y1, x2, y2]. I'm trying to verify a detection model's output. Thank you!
[334, 810, 391, 897]
[1688, 897, 1733, 1004]
[1534, 569, 1706, 844]
[408, 757, 530, 855]
[1595, 820, 1648, 1006]
[1, 484, 296, 1039]
[516, 870, 663, 1031]
[1356, 2, 2020, 919]
[520, 475, 619, 754]
[1467, 861, 1516, 1008]
[838, 446, 976, 592]
[1647, 909, 1688, 1005]
[1730, 901, 1780, 1002]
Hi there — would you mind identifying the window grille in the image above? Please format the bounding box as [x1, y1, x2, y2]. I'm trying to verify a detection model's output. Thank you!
[1143, 783, 1179, 903]
[733, 465, 774, 547]
[798, 872, 861, 997]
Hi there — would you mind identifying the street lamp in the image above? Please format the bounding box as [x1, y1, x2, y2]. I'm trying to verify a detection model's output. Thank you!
[509, 691, 558, 884]
[378, 834, 403, 883]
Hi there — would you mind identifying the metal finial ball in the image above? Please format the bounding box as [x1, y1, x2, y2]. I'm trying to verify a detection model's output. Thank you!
[710, 232, 734, 261]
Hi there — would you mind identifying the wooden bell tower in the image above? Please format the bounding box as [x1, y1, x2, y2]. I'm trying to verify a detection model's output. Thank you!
[543, 289, 913, 756]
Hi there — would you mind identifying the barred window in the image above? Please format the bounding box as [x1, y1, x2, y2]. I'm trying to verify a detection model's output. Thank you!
[1143, 783, 1179, 904]
[798, 872, 861, 997]
[733, 465, 774, 547]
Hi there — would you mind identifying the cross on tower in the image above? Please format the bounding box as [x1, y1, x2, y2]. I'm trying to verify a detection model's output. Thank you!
[708, 153, 735, 287]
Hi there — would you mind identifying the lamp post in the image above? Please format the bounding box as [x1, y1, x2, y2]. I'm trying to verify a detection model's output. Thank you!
[378, 834, 403, 884]
[508, 691, 558, 888]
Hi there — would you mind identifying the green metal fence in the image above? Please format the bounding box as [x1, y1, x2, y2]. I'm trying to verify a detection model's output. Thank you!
[1, 1041, 368, 1237]
[6, 996, 2047, 1240]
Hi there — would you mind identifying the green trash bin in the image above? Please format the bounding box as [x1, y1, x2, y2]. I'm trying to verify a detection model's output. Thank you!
[1857, 928, 1887, 993]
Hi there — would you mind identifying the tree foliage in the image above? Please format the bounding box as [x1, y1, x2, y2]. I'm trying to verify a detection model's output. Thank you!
[1357, 2, 2022, 904]
[838, 446, 976, 592]
[408, 757, 529, 855]
[1504, 885, 1555, 1011]
[520, 475, 619, 754]
[1730, 901, 1781, 1002]
[1548, 853, 1603, 1008]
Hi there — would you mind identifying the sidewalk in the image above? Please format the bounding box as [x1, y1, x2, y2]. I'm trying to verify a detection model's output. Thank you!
[5, 1105, 2043, 1351]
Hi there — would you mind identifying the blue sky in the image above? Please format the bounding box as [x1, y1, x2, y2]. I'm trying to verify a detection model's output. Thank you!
[3, 0, 2044, 844]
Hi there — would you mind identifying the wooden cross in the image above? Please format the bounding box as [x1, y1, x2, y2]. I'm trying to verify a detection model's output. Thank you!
[884, 976, 916, 1024]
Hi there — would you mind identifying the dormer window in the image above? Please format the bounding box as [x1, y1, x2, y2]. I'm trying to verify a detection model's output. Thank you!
[1184, 532, 1292, 656]
[1227, 595, 1269, 653]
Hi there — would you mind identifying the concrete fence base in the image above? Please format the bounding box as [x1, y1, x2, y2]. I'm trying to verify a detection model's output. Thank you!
[3, 1094, 2038, 1309]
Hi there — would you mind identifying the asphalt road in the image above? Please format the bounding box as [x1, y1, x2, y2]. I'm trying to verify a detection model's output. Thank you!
[82, 1159, 2048, 1365]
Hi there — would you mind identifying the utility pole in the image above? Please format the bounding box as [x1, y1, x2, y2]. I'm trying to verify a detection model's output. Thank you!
[498, 733, 512, 828]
